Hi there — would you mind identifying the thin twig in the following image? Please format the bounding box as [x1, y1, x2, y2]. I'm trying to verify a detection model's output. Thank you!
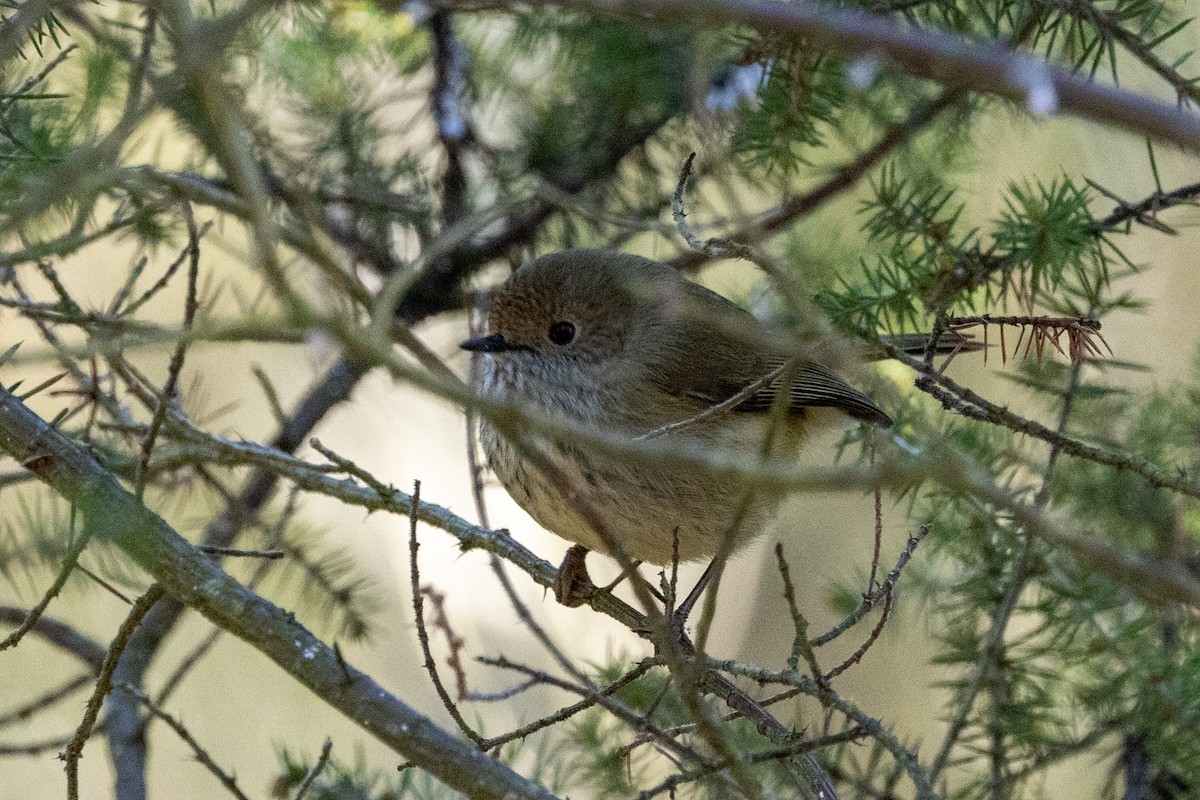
[640, 726, 870, 800]
[2, 43, 79, 101]
[774, 544, 822, 681]
[118, 221, 213, 318]
[63, 585, 165, 800]
[293, 738, 333, 800]
[886, 346, 1200, 501]
[635, 361, 790, 442]
[154, 627, 223, 706]
[74, 564, 133, 605]
[117, 684, 251, 800]
[408, 482, 486, 745]
[0, 674, 93, 729]
[824, 591, 894, 680]
[868, 446, 883, 592]
[0, 608, 105, 670]
[0, 528, 95, 654]
[420, 586, 471, 701]
[671, 152, 712, 252]
[709, 657, 937, 798]
[1050, 0, 1200, 108]
[250, 365, 288, 427]
[483, 660, 656, 752]
[1094, 179, 1200, 231]
[946, 315, 1110, 364]
[134, 201, 202, 499]
[0, 734, 81, 757]
[670, 88, 963, 272]
[313, 439, 398, 498]
[478, 655, 714, 769]
[196, 545, 285, 559]
[812, 526, 928, 647]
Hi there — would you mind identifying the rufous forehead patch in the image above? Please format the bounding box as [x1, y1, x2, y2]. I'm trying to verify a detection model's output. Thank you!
[488, 285, 548, 347]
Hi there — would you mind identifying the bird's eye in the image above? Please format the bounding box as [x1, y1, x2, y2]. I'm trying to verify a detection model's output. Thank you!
[547, 321, 576, 346]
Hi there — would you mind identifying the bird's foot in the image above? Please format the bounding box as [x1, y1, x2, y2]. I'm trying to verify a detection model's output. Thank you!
[553, 545, 594, 607]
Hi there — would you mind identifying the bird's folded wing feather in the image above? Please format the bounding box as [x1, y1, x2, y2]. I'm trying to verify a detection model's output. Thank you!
[736, 359, 892, 427]
[645, 279, 892, 427]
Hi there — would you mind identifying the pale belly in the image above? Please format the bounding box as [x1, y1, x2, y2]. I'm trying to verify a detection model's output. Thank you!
[480, 418, 790, 565]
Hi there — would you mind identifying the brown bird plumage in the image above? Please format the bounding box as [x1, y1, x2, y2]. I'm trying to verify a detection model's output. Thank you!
[461, 250, 892, 602]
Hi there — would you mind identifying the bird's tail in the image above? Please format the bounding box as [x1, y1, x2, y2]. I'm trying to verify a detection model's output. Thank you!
[876, 331, 985, 359]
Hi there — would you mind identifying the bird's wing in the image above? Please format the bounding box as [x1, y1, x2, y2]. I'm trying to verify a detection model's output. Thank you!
[735, 358, 892, 427]
[644, 280, 892, 427]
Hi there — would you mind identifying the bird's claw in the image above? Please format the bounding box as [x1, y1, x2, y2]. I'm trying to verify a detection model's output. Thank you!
[553, 545, 594, 607]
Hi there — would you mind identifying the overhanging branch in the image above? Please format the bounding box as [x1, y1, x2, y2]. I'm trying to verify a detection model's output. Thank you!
[465, 0, 1200, 150]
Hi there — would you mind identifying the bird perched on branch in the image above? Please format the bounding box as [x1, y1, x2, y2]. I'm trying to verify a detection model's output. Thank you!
[460, 249, 951, 609]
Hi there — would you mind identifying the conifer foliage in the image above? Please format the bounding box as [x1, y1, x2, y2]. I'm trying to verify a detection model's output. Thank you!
[1, 1, 1199, 798]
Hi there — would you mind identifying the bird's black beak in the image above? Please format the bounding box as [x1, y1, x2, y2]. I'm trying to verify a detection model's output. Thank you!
[458, 333, 527, 353]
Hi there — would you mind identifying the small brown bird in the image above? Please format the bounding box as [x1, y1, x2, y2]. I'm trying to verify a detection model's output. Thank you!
[461, 249, 913, 606]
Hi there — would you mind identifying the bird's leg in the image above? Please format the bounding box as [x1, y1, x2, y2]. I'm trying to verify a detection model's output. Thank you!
[672, 558, 718, 629]
[598, 562, 651, 594]
[553, 545, 594, 607]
